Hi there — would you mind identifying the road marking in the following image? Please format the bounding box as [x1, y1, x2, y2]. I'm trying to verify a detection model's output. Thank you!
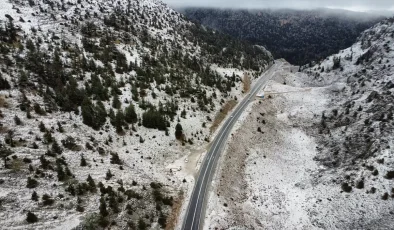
[183, 63, 281, 230]
[194, 65, 279, 230]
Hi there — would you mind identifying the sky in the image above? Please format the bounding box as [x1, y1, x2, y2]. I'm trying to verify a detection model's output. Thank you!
[162, 0, 394, 12]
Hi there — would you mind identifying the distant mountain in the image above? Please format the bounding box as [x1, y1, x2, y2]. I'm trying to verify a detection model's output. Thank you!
[182, 8, 385, 65]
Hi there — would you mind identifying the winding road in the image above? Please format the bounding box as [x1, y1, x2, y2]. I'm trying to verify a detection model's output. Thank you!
[182, 61, 282, 230]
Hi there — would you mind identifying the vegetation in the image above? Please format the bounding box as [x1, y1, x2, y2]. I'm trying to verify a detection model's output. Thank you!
[184, 8, 383, 65]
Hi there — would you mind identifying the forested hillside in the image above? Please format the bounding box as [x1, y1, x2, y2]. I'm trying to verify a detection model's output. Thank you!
[0, 0, 272, 229]
[183, 8, 384, 65]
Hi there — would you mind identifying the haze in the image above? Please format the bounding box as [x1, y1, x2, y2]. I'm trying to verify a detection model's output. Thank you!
[163, 0, 394, 12]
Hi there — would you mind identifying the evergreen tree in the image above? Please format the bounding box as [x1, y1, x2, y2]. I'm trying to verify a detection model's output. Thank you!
[52, 141, 62, 155]
[142, 109, 167, 130]
[112, 94, 121, 109]
[80, 155, 87, 167]
[56, 162, 66, 181]
[26, 211, 38, 223]
[26, 177, 38, 188]
[43, 130, 53, 144]
[124, 104, 137, 124]
[81, 96, 95, 128]
[31, 191, 38, 201]
[115, 110, 125, 133]
[86, 174, 96, 192]
[0, 146, 12, 169]
[0, 74, 11, 90]
[175, 123, 183, 140]
[105, 169, 113, 180]
[95, 100, 107, 128]
[39, 121, 46, 132]
[99, 197, 108, 217]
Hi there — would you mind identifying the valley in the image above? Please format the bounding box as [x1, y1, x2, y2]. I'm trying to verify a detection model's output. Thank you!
[0, 0, 393, 229]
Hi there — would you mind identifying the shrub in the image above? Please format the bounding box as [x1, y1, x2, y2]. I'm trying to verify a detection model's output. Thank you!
[26, 211, 38, 223]
[341, 182, 352, 193]
[42, 194, 54, 206]
[14, 115, 22, 125]
[105, 169, 113, 180]
[382, 192, 389, 200]
[356, 179, 364, 189]
[31, 191, 38, 201]
[26, 177, 38, 188]
[175, 123, 183, 140]
[385, 171, 394, 179]
[110, 152, 122, 165]
[80, 155, 87, 167]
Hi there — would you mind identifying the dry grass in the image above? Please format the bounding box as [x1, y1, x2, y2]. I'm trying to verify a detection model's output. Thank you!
[0, 95, 8, 108]
[165, 191, 185, 230]
[210, 100, 237, 134]
[243, 73, 251, 93]
[10, 159, 24, 172]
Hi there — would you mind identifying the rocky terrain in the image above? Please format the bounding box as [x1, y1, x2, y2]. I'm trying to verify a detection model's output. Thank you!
[204, 18, 394, 229]
[0, 0, 272, 229]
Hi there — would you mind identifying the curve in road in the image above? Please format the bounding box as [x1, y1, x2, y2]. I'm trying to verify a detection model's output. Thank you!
[182, 61, 283, 230]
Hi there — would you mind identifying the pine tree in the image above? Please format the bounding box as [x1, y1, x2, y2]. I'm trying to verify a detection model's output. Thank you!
[115, 110, 125, 133]
[26, 211, 38, 223]
[110, 152, 122, 165]
[56, 162, 66, 181]
[43, 130, 53, 144]
[31, 191, 38, 201]
[80, 155, 87, 167]
[57, 121, 64, 133]
[112, 94, 121, 109]
[26, 177, 38, 188]
[105, 169, 113, 180]
[175, 123, 183, 140]
[39, 121, 46, 132]
[109, 193, 120, 213]
[81, 96, 95, 128]
[86, 174, 96, 192]
[124, 104, 137, 124]
[99, 197, 108, 217]
[52, 140, 63, 154]
[95, 100, 107, 127]
[0, 146, 12, 169]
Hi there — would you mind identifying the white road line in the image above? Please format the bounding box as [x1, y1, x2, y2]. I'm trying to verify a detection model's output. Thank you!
[184, 62, 281, 230]
[190, 116, 235, 229]
[194, 64, 279, 229]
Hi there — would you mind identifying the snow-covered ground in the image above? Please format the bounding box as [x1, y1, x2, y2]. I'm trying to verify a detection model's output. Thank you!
[204, 52, 394, 229]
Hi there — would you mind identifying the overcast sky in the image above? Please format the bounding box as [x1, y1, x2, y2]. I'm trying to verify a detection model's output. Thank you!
[162, 0, 394, 12]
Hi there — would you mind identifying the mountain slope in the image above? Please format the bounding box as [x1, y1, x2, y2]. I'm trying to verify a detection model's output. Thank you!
[182, 8, 384, 65]
[0, 0, 272, 229]
[204, 18, 394, 229]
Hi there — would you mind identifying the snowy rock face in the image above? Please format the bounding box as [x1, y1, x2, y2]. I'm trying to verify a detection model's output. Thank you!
[205, 19, 394, 230]
[0, 0, 272, 229]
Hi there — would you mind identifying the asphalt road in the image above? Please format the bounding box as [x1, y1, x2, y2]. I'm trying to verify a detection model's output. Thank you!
[182, 61, 282, 230]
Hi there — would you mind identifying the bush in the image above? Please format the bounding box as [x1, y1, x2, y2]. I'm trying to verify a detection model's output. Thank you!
[42, 194, 54, 206]
[341, 182, 352, 193]
[175, 123, 183, 140]
[110, 152, 122, 165]
[31, 191, 38, 201]
[26, 177, 38, 188]
[80, 155, 87, 167]
[105, 169, 113, 180]
[356, 180, 364, 189]
[385, 171, 394, 179]
[142, 109, 167, 130]
[14, 115, 22, 125]
[26, 211, 38, 223]
[52, 140, 63, 154]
